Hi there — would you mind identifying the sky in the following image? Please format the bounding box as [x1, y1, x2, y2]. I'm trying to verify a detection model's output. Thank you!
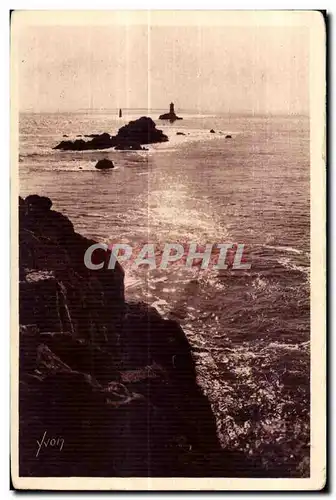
[16, 13, 310, 114]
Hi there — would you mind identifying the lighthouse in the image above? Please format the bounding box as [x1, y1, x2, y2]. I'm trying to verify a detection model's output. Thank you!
[158, 102, 183, 122]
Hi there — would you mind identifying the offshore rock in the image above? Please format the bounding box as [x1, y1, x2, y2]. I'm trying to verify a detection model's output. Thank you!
[53, 117, 168, 151]
[54, 134, 115, 151]
[95, 159, 114, 170]
[115, 116, 168, 145]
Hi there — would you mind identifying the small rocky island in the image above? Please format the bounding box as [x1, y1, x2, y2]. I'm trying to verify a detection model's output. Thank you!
[18, 195, 266, 478]
[54, 117, 168, 151]
[159, 102, 183, 122]
[95, 159, 114, 170]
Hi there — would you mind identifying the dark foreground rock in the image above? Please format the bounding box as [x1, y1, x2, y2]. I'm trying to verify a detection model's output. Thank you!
[54, 117, 168, 151]
[210, 129, 216, 133]
[18, 195, 266, 477]
[95, 159, 114, 170]
[225, 134, 232, 139]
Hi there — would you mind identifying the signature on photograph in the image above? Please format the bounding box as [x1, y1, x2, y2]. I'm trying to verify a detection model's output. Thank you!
[36, 431, 64, 457]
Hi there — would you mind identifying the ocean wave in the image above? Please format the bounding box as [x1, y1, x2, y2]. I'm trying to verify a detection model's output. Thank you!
[278, 256, 310, 278]
[264, 245, 303, 255]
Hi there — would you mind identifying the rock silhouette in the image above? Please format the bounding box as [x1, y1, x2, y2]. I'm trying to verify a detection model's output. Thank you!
[54, 117, 168, 151]
[116, 116, 168, 145]
[95, 159, 114, 170]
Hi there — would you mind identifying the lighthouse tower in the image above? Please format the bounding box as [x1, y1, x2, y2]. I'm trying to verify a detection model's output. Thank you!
[158, 102, 182, 121]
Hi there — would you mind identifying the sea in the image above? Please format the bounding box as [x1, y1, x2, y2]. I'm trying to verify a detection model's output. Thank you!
[19, 109, 310, 476]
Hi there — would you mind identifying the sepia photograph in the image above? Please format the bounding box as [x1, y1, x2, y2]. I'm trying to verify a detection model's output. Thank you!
[11, 10, 326, 490]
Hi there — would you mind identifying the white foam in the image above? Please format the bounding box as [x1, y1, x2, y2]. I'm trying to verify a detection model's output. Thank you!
[264, 245, 303, 255]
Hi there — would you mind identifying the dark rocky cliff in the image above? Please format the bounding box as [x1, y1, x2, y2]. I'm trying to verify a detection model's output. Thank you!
[18, 195, 264, 477]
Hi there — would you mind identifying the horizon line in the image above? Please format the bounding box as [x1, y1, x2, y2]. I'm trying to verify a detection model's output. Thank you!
[19, 108, 309, 118]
